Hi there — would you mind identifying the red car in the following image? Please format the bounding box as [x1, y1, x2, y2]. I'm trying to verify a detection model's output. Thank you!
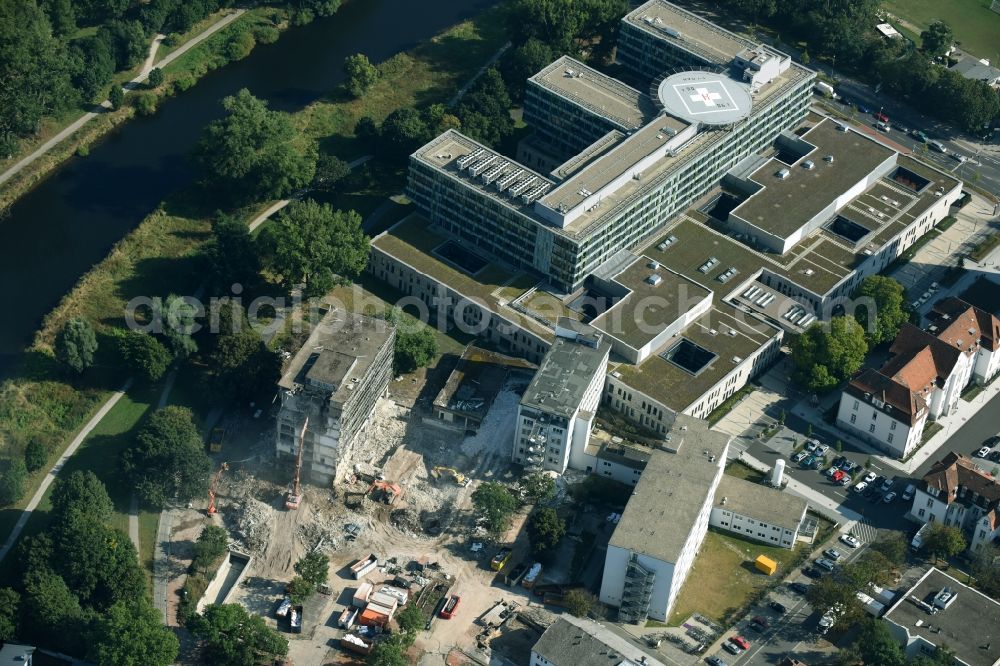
[874, 111, 889, 123]
[730, 635, 751, 650]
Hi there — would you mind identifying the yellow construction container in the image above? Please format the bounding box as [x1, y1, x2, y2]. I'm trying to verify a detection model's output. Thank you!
[754, 555, 777, 576]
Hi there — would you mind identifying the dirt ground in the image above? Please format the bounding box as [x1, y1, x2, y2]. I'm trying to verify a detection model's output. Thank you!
[171, 360, 555, 665]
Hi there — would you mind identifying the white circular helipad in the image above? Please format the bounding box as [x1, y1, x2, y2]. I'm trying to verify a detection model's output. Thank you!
[656, 71, 753, 126]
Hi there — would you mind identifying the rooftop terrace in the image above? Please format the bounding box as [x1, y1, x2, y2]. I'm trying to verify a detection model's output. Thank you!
[531, 55, 655, 130]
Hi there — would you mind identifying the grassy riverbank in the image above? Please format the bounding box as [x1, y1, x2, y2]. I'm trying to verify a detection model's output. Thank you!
[0, 3, 508, 563]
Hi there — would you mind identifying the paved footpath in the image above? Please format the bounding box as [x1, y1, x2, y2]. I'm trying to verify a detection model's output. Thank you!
[0, 10, 245, 188]
[0, 379, 133, 563]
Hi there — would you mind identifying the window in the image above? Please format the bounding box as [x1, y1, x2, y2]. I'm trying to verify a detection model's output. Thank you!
[869, 423, 876, 433]
[871, 412, 877, 421]
[890, 421, 897, 431]
[887, 434, 894, 444]
[927, 498, 934, 508]
[853, 400, 859, 411]
[850, 414, 857, 424]
[918, 509, 925, 517]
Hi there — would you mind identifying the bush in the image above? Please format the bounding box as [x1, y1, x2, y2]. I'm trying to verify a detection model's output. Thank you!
[192, 525, 229, 572]
[0, 458, 28, 505]
[254, 25, 280, 44]
[24, 439, 49, 473]
[174, 73, 196, 92]
[118, 330, 171, 382]
[147, 67, 165, 88]
[76, 145, 90, 157]
[109, 85, 125, 110]
[132, 92, 157, 116]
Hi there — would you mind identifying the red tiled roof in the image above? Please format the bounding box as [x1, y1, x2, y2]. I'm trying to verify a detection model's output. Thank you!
[922, 452, 1000, 507]
[846, 368, 927, 425]
[930, 297, 1000, 352]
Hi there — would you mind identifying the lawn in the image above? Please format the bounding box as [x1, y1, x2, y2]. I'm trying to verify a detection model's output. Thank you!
[724, 460, 768, 484]
[669, 529, 807, 626]
[882, 0, 1000, 61]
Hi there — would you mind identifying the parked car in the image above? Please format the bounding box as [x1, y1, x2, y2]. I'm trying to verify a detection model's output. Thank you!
[990, 450, 1000, 463]
[854, 481, 869, 493]
[706, 657, 728, 666]
[823, 548, 843, 561]
[790, 581, 810, 594]
[814, 444, 830, 456]
[863, 471, 877, 484]
[801, 455, 817, 468]
[723, 642, 742, 656]
[748, 619, 767, 632]
[912, 129, 929, 142]
[975, 446, 991, 458]
[832, 456, 846, 468]
[825, 467, 838, 479]
[880, 478, 894, 493]
[750, 615, 770, 631]
[840, 534, 861, 549]
[805, 439, 820, 453]
[840, 460, 857, 473]
[730, 636, 750, 651]
[802, 566, 822, 579]
[929, 140, 947, 154]
[902, 484, 916, 501]
[792, 451, 808, 463]
[769, 601, 788, 614]
[816, 558, 836, 572]
[874, 111, 889, 123]
[883, 491, 898, 503]
[875, 120, 891, 132]
[839, 474, 853, 486]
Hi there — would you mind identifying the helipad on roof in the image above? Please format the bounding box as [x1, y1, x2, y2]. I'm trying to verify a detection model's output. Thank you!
[656, 71, 753, 126]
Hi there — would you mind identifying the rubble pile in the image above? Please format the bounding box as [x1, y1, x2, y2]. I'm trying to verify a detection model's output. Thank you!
[297, 509, 348, 553]
[389, 508, 423, 535]
[229, 497, 274, 557]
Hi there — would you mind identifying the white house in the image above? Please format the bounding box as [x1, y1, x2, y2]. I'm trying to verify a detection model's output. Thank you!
[709, 475, 809, 549]
[908, 452, 1000, 554]
[837, 298, 1000, 458]
[531, 615, 666, 666]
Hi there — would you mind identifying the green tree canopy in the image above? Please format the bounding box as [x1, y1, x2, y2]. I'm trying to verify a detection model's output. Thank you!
[0, 587, 19, 641]
[456, 68, 514, 147]
[207, 328, 282, 401]
[518, 471, 557, 503]
[870, 532, 908, 566]
[507, 0, 627, 53]
[367, 635, 408, 666]
[257, 199, 369, 296]
[386, 308, 438, 375]
[124, 406, 212, 507]
[377, 107, 429, 160]
[286, 575, 314, 603]
[118, 330, 171, 382]
[501, 38, 554, 99]
[50, 470, 113, 526]
[195, 89, 316, 204]
[206, 211, 262, 288]
[472, 482, 519, 535]
[109, 83, 125, 110]
[922, 523, 966, 562]
[344, 53, 380, 97]
[188, 603, 288, 666]
[162, 294, 199, 360]
[920, 20, 953, 56]
[854, 275, 908, 345]
[395, 603, 423, 636]
[89, 599, 179, 666]
[21, 568, 85, 654]
[971, 543, 1000, 597]
[527, 507, 566, 556]
[563, 588, 597, 617]
[852, 618, 906, 666]
[192, 525, 230, 572]
[55, 317, 99, 374]
[313, 153, 351, 192]
[790, 316, 867, 392]
[294, 551, 329, 588]
[147, 66, 165, 88]
[0, 458, 28, 505]
[70, 36, 115, 103]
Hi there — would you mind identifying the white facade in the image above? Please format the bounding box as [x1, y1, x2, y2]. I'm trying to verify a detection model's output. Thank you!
[836, 394, 925, 459]
[973, 345, 1000, 385]
[709, 506, 802, 549]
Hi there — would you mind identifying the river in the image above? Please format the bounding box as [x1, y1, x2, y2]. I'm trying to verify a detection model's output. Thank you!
[0, 0, 495, 377]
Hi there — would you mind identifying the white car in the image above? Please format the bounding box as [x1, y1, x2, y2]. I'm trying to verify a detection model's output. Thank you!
[815, 444, 829, 456]
[854, 481, 868, 493]
[839, 534, 861, 549]
[863, 471, 877, 484]
[976, 446, 990, 458]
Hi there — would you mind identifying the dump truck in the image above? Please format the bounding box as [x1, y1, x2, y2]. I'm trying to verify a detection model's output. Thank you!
[208, 427, 225, 453]
[439, 594, 461, 619]
[490, 547, 512, 572]
[340, 634, 374, 656]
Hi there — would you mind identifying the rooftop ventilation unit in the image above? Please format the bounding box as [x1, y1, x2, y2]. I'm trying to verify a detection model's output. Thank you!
[824, 154, 835, 163]
[717, 267, 739, 283]
[469, 155, 497, 176]
[646, 274, 663, 286]
[457, 148, 485, 170]
[496, 169, 524, 192]
[709, 329, 718, 336]
[803, 160, 815, 170]
[648, 260, 660, 270]
[697, 256, 719, 274]
[802, 268, 815, 276]
[510, 176, 537, 197]
[482, 164, 507, 184]
[776, 168, 790, 180]
[662, 25, 681, 38]
[657, 235, 678, 251]
[732, 356, 743, 364]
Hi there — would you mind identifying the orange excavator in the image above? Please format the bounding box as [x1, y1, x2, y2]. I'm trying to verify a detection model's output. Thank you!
[285, 418, 308, 510]
[207, 462, 229, 515]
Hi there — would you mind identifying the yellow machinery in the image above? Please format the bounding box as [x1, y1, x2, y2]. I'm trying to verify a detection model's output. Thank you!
[432, 466, 467, 485]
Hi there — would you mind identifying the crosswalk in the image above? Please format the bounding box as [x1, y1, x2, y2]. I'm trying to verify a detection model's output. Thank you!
[850, 517, 879, 545]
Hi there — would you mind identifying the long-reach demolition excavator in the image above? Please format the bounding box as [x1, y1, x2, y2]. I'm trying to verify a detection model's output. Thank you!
[285, 418, 308, 510]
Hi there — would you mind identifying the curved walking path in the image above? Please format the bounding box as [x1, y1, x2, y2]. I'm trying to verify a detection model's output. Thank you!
[0, 379, 133, 564]
[0, 10, 245, 188]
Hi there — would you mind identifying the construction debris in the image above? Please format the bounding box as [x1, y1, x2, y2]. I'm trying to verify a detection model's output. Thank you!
[229, 498, 274, 557]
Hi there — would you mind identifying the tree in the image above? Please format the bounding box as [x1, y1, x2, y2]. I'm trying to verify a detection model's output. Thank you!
[46, 0, 77, 36]
[192, 525, 229, 572]
[71, 36, 115, 103]
[21, 568, 84, 654]
[132, 91, 157, 116]
[195, 89, 316, 204]
[50, 471, 113, 526]
[519, 471, 556, 503]
[109, 84, 125, 110]
[870, 533, 908, 566]
[0, 1, 76, 145]
[89, 599, 179, 666]
[313, 154, 350, 192]
[367, 636, 408, 666]
[123, 406, 212, 507]
[854, 276, 908, 345]
[377, 107, 428, 160]
[790, 317, 868, 392]
[806, 575, 856, 616]
[528, 507, 566, 555]
[55, 317, 98, 374]
[852, 618, 905, 666]
[457, 69, 514, 147]
[98, 19, 148, 70]
[294, 552, 329, 588]
[395, 603, 423, 635]
[147, 67, 165, 88]
[206, 211, 261, 288]
[0, 588, 19, 641]
[344, 53, 379, 97]
[507, 0, 627, 53]
[24, 438, 48, 473]
[500, 38, 553, 99]
[286, 575, 314, 603]
[0, 458, 28, 505]
[472, 482, 519, 535]
[162, 294, 198, 360]
[188, 604, 288, 666]
[563, 588, 597, 617]
[118, 330, 171, 382]
[842, 550, 892, 589]
[257, 199, 369, 296]
[208, 327, 282, 400]
[920, 20, 953, 57]
[922, 524, 966, 563]
[386, 308, 438, 375]
[970, 543, 1000, 597]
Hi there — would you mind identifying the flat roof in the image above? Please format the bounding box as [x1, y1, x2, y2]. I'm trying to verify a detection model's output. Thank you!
[370, 214, 555, 343]
[531, 55, 655, 130]
[591, 256, 712, 349]
[539, 115, 691, 216]
[586, 426, 655, 470]
[521, 333, 610, 419]
[624, 0, 757, 64]
[732, 121, 897, 240]
[656, 70, 753, 126]
[885, 567, 1000, 666]
[533, 616, 667, 666]
[278, 310, 394, 405]
[714, 474, 808, 531]
[609, 415, 729, 563]
[433, 345, 536, 417]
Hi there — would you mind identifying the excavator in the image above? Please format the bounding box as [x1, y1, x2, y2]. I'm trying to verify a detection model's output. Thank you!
[285, 418, 308, 510]
[432, 466, 468, 486]
[207, 462, 229, 515]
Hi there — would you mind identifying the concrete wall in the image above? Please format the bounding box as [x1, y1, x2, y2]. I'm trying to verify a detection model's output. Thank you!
[599, 545, 677, 622]
[197, 551, 253, 613]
